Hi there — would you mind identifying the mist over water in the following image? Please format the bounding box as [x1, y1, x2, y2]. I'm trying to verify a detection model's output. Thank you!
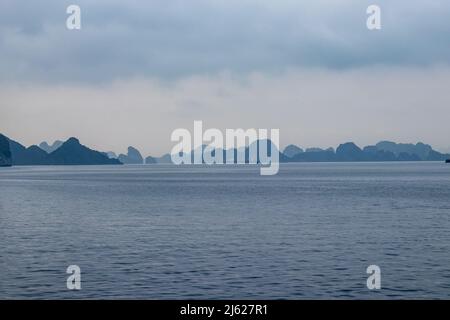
[0, 163, 449, 299]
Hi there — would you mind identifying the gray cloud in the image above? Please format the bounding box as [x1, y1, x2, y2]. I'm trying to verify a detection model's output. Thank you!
[1, 0, 450, 83]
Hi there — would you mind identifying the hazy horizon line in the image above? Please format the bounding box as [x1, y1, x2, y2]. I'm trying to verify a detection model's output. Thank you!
[3, 132, 450, 158]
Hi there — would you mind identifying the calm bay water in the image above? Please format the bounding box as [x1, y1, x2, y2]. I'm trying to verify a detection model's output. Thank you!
[0, 162, 449, 299]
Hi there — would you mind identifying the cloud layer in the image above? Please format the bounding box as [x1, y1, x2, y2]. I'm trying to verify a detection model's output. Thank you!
[1, 0, 450, 83]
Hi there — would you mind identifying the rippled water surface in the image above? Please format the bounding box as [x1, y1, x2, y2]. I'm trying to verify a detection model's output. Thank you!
[0, 163, 449, 299]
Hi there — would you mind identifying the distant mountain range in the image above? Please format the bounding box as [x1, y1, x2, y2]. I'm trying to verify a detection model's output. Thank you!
[142, 140, 450, 164]
[2, 135, 121, 166]
[282, 141, 450, 162]
[1, 133, 449, 167]
[284, 141, 450, 162]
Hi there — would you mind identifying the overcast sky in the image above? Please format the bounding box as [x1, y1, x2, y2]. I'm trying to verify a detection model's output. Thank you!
[1, 0, 450, 155]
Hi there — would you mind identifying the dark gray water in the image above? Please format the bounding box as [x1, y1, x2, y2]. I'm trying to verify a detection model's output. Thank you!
[0, 162, 449, 299]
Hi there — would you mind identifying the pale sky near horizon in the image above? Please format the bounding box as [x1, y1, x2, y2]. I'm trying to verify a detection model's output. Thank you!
[1, 0, 450, 156]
